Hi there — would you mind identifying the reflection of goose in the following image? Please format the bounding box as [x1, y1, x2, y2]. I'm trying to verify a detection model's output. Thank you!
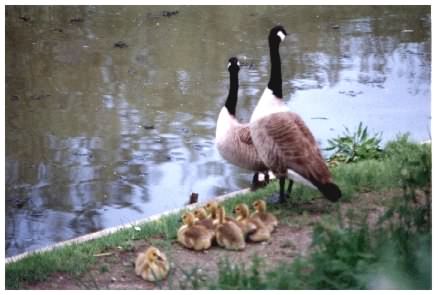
[215, 57, 269, 190]
[249, 26, 341, 204]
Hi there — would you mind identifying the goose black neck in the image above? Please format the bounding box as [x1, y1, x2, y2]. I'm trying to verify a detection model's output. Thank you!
[225, 70, 239, 116]
[268, 41, 283, 98]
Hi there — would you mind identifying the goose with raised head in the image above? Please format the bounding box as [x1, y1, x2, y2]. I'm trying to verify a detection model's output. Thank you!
[234, 203, 270, 242]
[193, 207, 215, 231]
[214, 205, 245, 250]
[215, 57, 269, 190]
[249, 25, 342, 204]
[251, 199, 278, 233]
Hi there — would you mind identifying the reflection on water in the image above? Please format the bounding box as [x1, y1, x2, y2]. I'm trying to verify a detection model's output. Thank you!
[5, 6, 430, 257]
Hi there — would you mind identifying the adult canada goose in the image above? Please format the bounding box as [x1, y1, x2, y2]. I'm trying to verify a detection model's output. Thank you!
[215, 57, 269, 190]
[249, 25, 341, 204]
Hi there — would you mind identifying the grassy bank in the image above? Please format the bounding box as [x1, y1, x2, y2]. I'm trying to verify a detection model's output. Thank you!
[199, 135, 432, 289]
[5, 135, 431, 289]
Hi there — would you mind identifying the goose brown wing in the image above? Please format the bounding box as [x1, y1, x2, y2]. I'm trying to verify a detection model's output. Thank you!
[262, 112, 332, 184]
[237, 125, 253, 145]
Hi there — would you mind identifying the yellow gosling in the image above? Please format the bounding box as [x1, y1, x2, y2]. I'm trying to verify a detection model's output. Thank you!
[135, 246, 170, 282]
[215, 205, 245, 250]
[234, 203, 270, 242]
[251, 199, 278, 233]
[177, 212, 214, 251]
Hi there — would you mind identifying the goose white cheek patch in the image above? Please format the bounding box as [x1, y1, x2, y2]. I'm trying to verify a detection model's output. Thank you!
[228, 61, 240, 69]
[277, 31, 286, 41]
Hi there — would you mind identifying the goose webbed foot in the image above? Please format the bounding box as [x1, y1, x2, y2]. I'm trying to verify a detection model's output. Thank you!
[266, 177, 292, 204]
[266, 192, 289, 204]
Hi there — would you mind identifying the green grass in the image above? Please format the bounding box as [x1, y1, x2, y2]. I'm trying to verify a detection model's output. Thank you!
[185, 135, 432, 290]
[5, 180, 277, 289]
[5, 135, 431, 289]
[326, 121, 383, 163]
[197, 194, 431, 290]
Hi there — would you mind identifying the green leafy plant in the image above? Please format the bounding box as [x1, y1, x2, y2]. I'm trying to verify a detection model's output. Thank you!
[326, 122, 382, 164]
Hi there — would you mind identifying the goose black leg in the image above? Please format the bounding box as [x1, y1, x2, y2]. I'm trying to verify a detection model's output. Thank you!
[279, 177, 287, 203]
[264, 171, 270, 185]
[287, 179, 294, 195]
[266, 176, 289, 204]
[250, 172, 260, 191]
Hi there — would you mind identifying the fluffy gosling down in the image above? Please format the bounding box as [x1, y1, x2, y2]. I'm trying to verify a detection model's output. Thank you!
[234, 203, 271, 242]
[193, 207, 215, 231]
[204, 201, 234, 225]
[215, 205, 246, 251]
[177, 212, 214, 251]
[135, 246, 170, 282]
[251, 199, 278, 233]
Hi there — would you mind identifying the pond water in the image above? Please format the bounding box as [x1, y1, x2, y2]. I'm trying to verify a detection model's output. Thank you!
[5, 6, 431, 257]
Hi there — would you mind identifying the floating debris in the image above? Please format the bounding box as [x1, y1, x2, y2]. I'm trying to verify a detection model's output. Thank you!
[239, 61, 256, 69]
[401, 29, 414, 33]
[142, 124, 155, 130]
[161, 10, 179, 17]
[339, 90, 363, 97]
[70, 17, 84, 23]
[114, 41, 128, 48]
[19, 16, 30, 22]
[193, 144, 203, 151]
[30, 94, 51, 100]
[14, 198, 29, 209]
